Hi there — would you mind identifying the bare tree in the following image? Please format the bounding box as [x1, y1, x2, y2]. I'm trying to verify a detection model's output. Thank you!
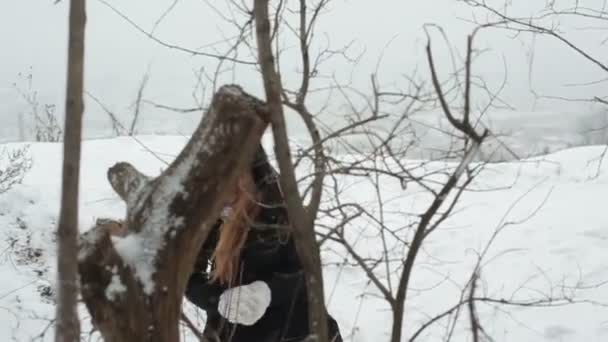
[311, 17, 607, 341]
[55, 0, 86, 341]
[253, 1, 330, 340]
[461, 0, 608, 107]
[460, 0, 608, 174]
[326, 27, 488, 342]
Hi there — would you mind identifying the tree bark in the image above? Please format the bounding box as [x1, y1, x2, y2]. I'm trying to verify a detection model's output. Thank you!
[77, 85, 269, 342]
[55, 1, 86, 341]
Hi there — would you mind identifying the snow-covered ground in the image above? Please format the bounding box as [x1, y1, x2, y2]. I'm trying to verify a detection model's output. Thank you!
[1, 136, 607, 341]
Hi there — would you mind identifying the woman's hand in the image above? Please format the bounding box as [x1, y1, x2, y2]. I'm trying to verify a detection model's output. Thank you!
[218, 280, 271, 326]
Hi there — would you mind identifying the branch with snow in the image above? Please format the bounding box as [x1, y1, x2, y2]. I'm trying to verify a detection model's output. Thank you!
[77, 84, 270, 342]
[107, 162, 150, 210]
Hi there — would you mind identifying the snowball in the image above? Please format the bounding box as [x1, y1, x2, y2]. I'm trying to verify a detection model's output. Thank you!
[218, 281, 271, 326]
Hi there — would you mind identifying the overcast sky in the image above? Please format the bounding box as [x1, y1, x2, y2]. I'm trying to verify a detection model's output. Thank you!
[1, 0, 606, 142]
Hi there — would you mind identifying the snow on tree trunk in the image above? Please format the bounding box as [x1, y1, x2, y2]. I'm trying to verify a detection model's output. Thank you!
[77, 85, 269, 342]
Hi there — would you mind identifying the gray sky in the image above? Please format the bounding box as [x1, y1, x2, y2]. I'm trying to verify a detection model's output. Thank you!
[1, 0, 606, 142]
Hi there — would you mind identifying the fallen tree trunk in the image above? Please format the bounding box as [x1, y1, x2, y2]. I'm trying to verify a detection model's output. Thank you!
[77, 85, 269, 342]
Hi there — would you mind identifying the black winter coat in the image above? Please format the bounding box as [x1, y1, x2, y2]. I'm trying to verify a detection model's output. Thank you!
[185, 199, 342, 342]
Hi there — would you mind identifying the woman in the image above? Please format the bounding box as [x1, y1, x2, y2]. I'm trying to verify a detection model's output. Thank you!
[185, 144, 342, 342]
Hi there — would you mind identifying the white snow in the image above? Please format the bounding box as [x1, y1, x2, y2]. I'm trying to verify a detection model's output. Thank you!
[112, 234, 159, 295]
[0, 136, 607, 341]
[218, 280, 272, 326]
[105, 267, 126, 301]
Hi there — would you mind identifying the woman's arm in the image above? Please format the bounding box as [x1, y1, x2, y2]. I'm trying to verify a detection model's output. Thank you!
[185, 220, 223, 312]
[265, 270, 305, 309]
[184, 272, 224, 312]
[250, 155, 308, 310]
[192, 220, 220, 273]
[259, 237, 306, 310]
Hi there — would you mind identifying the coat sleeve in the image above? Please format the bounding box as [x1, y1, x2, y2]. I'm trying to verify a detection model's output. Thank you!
[192, 220, 221, 273]
[265, 270, 305, 309]
[263, 237, 307, 310]
[250, 168, 308, 310]
[185, 273, 224, 312]
[185, 220, 223, 312]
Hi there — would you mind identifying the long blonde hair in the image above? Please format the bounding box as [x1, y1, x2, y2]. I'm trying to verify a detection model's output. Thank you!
[211, 174, 260, 285]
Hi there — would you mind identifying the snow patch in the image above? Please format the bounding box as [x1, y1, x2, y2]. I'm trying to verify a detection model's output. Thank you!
[105, 267, 126, 301]
[219, 84, 244, 97]
[112, 216, 178, 296]
[2, 137, 608, 341]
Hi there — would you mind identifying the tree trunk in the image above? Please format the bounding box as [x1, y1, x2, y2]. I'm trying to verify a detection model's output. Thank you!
[55, 1, 86, 341]
[252, 1, 329, 341]
[77, 85, 269, 342]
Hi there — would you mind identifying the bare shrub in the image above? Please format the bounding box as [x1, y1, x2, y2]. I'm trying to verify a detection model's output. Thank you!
[14, 72, 63, 142]
[0, 146, 33, 194]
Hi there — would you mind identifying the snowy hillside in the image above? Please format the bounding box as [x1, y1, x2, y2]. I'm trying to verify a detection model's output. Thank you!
[1, 136, 608, 341]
